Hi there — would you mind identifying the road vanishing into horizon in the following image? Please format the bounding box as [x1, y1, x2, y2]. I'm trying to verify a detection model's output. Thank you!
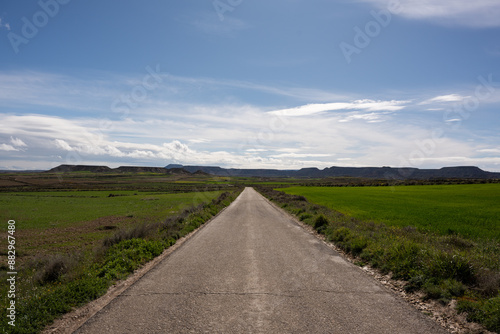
[75, 187, 448, 333]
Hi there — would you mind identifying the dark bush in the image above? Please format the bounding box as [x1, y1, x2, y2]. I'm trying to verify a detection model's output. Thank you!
[347, 236, 368, 256]
[313, 215, 329, 232]
[299, 213, 312, 221]
[102, 223, 153, 248]
[425, 253, 476, 285]
[331, 227, 352, 242]
[35, 255, 75, 284]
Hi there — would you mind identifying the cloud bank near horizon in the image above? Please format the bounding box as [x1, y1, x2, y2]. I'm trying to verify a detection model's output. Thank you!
[0, 70, 499, 172]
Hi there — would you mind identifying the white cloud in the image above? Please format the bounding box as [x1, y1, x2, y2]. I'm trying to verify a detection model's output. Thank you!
[1, 110, 497, 171]
[270, 153, 332, 159]
[188, 138, 211, 144]
[420, 94, 467, 104]
[54, 139, 74, 151]
[338, 112, 391, 123]
[0, 144, 18, 151]
[479, 148, 500, 154]
[246, 149, 268, 153]
[268, 100, 407, 117]
[10, 137, 27, 147]
[363, 0, 500, 28]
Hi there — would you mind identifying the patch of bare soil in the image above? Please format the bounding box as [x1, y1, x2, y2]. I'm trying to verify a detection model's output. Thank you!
[0, 178, 26, 187]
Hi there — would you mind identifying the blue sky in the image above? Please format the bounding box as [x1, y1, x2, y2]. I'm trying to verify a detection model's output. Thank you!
[1, 0, 499, 171]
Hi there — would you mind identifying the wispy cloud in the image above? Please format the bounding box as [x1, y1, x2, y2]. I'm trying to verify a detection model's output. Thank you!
[479, 148, 500, 154]
[268, 100, 408, 117]
[10, 137, 27, 147]
[0, 136, 27, 152]
[269, 153, 332, 159]
[54, 139, 74, 151]
[0, 144, 18, 151]
[0, 70, 350, 120]
[419, 94, 467, 104]
[362, 0, 500, 27]
[162, 73, 350, 103]
[0, 71, 120, 113]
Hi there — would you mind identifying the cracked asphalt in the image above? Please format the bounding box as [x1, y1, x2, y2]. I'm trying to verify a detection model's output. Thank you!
[75, 187, 448, 333]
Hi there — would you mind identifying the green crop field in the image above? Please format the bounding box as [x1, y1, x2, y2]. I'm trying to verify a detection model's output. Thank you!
[0, 190, 222, 230]
[279, 184, 500, 241]
[0, 172, 241, 334]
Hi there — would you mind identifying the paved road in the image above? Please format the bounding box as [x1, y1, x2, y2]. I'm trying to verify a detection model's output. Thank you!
[76, 187, 448, 333]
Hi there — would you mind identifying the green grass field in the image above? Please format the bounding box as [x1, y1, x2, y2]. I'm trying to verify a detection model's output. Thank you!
[0, 172, 241, 333]
[0, 190, 222, 230]
[279, 184, 500, 241]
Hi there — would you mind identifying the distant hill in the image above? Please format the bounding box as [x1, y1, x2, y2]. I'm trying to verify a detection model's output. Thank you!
[0, 170, 45, 173]
[114, 166, 189, 174]
[47, 164, 189, 175]
[44, 164, 500, 179]
[166, 165, 500, 180]
[48, 165, 112, 173]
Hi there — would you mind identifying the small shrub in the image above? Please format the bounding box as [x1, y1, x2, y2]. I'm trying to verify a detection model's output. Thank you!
[381, 241, 422, 280]
[295, 195, 307, 201]
[347, 236, 368, 256]
[331, 227, 352, 242]
[423, 279, 466, 303]
[476, 269, 500, 297]
[99, 225, 117, 230]
[102, 223, 153, 248]
[425, 253, 475, 285]
[405, 275, 426, 293]
[35, 254, 76, 285]
[299, 213, 312, 221]
[313, 215, 329, 232]
[442, 234, 475, 249]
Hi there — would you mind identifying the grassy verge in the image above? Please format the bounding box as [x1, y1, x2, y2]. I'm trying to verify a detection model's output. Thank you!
[0, 188, 242, 334]
[257, 186, 500, 333]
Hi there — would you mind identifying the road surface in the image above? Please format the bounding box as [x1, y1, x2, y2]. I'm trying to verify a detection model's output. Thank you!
[75, 187, 448, 333]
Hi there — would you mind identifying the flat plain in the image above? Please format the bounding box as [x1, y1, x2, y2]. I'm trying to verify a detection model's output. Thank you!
[0, 171, 238, 333]
[280, 183, 500, 241]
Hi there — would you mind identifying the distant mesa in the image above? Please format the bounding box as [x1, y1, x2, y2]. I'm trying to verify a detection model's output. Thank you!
[46, 164, 500, 180]
[165, 164, 184, 169]
[47, 164, 189, 175]
[48, 165, 112, 173]
[166, 164, 500, 180]
[115, 166, 187, 174]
